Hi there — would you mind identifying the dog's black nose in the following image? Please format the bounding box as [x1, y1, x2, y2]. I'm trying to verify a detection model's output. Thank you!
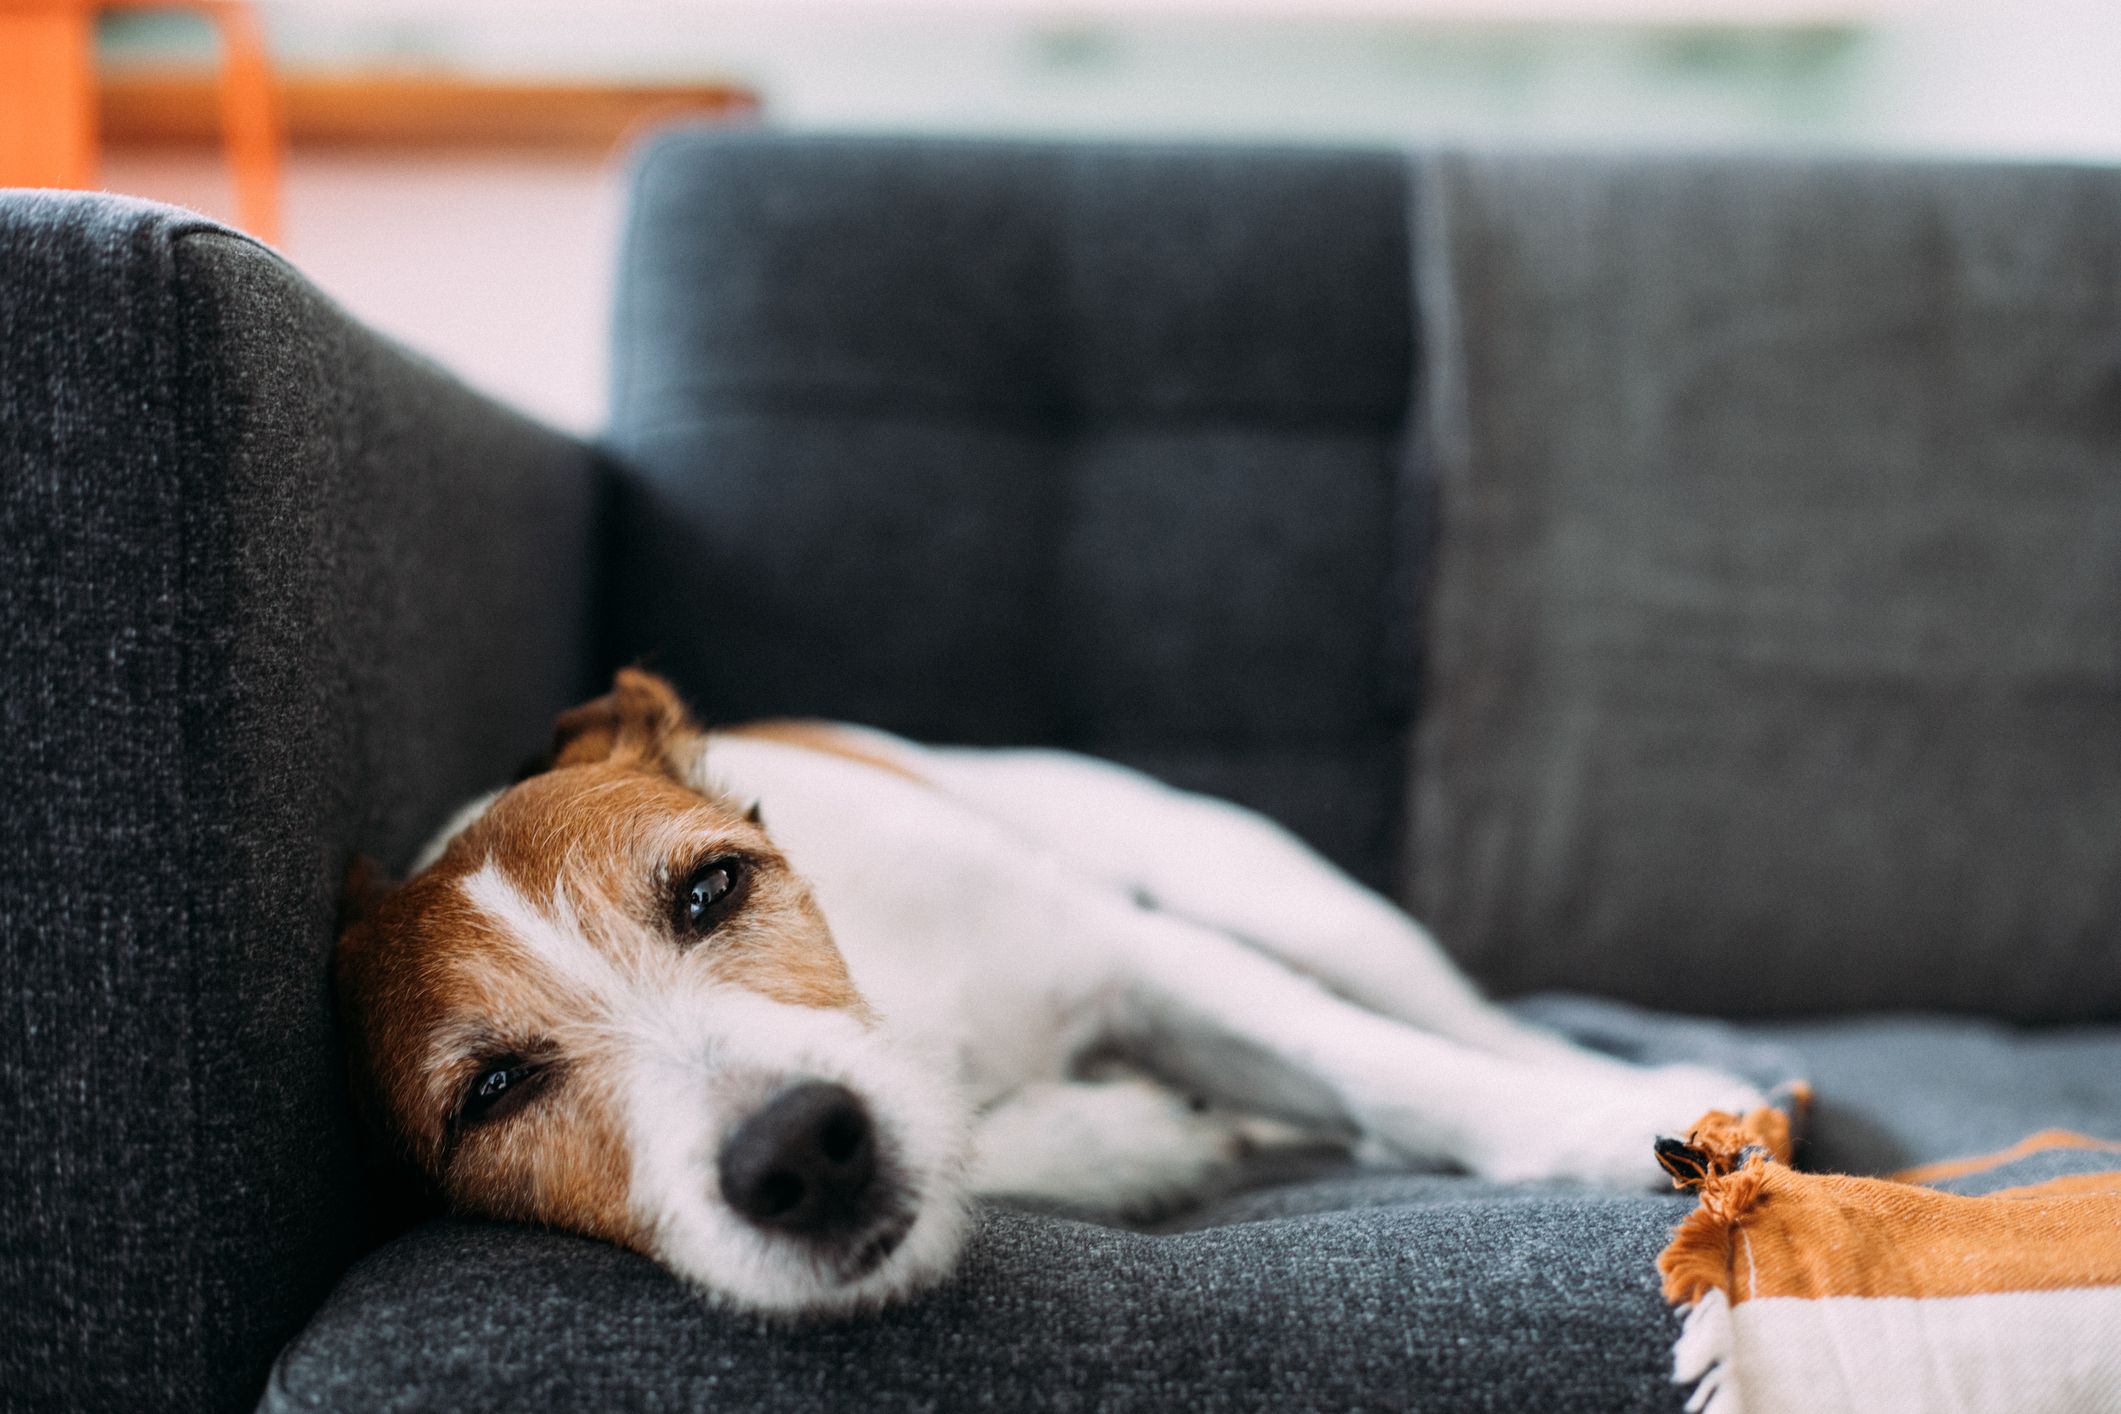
[718, 1081, 879, 1235]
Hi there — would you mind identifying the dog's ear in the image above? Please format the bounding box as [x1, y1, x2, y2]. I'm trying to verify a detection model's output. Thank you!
[549, 667, 701, 775]
[329, 857, 447, 1241]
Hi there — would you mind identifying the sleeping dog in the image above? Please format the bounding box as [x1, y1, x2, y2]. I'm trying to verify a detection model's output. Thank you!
[335, 669, 1761, 1314]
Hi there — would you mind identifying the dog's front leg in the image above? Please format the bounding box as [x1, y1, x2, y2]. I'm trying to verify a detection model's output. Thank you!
[966, 1078, 1318, 1220]
[1103, 910, 1762, 1188]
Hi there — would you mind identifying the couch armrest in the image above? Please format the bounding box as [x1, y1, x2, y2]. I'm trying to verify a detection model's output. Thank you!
[0, 193, 601, 1412]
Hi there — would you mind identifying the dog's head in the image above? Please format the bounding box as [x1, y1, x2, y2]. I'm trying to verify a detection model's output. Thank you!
[334, 669, 970, 1313]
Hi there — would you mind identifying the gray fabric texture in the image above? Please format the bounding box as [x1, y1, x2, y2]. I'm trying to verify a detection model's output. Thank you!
[604, 131, 1422, 892]
[260, 1004, 2121, 1414]
[0, 193, 602, 1413]
[1410, 151, 2121, 1021]
[263, 1196, 1688, 1414]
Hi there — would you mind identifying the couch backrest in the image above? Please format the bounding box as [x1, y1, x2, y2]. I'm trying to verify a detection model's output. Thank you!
[1408, 151, 2121, 1021]
[606, 133, 1424, 892]
[0, 195, 601, 1411]
[606, 134, 2121, 1023]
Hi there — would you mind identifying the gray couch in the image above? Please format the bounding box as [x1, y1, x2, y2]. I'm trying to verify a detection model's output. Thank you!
[2, 132, 2117, 1414]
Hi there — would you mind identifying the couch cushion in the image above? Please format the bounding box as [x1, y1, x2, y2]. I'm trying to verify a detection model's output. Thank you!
[262, 1192, 1690, 1414]
[604, 133, 1421, 891]
[262, 1006, 2121, 1413]
[1410, 150, 2121, 1020]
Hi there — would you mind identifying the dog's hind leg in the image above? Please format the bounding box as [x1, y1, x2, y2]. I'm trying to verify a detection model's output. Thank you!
[924, 747, 1577, 1065]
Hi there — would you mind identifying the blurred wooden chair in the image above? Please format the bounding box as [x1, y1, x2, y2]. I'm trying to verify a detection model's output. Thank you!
[0, 0, 281, 242]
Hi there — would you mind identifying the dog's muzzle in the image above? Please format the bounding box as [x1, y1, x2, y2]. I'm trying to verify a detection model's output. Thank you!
[718, 1080, 906, 1272]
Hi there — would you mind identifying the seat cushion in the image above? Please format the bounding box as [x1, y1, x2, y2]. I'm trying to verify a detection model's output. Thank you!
[260, 1191, 1688, 1414]
[262, 1006, 2121, 1413]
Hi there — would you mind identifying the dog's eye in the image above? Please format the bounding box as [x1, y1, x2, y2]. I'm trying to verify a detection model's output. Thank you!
[676, 855, 748, 939]
[457, 1058, 547, 1131]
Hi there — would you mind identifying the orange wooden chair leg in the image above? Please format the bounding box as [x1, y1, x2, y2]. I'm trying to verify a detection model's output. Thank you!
[202, 0, 283, 243]
[0, 3, 99, 190]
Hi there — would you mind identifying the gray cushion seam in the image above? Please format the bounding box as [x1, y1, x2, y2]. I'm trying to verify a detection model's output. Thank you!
[167, 216, 233, 1409]
[137, 201, 217, 1409]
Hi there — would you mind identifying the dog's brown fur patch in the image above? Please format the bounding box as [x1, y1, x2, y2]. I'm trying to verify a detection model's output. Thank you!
[708, 887, 867, 1013]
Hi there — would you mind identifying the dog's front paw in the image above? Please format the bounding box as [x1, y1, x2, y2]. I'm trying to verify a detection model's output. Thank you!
[1465, 1065, 1770, 1190]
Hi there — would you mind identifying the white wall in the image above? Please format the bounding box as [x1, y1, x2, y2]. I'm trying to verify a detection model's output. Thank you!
[99, 0, 2121, 433]
[231, 0, 2121, 159]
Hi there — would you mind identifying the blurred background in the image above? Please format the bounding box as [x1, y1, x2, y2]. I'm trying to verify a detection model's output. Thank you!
[9, 0, 2117, 432]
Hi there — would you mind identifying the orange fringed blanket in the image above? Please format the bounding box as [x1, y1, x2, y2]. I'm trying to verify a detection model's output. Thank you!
[1655, 1100, 2121, 1414]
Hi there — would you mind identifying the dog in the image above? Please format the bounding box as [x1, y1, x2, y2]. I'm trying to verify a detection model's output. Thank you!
[335, 668, 1763, 1315]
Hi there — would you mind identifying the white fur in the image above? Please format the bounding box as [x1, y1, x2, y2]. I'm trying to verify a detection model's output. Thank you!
[698, 733, 1764, 1198]
[432, 729, 1764, 1312]
[619, 988, 971, 1314]
[460, 860, 624, 1005]
[447, 858, 969, 1313]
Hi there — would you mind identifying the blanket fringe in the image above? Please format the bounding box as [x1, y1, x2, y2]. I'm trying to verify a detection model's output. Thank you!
[1673, 1291, 1743, 1414]
[1659, 1103, 1795, 1414]
[1657, 1161, 1768, 1304]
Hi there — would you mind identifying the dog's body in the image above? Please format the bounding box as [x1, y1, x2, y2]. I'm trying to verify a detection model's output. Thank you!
[337, 671, 1761, 1315]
